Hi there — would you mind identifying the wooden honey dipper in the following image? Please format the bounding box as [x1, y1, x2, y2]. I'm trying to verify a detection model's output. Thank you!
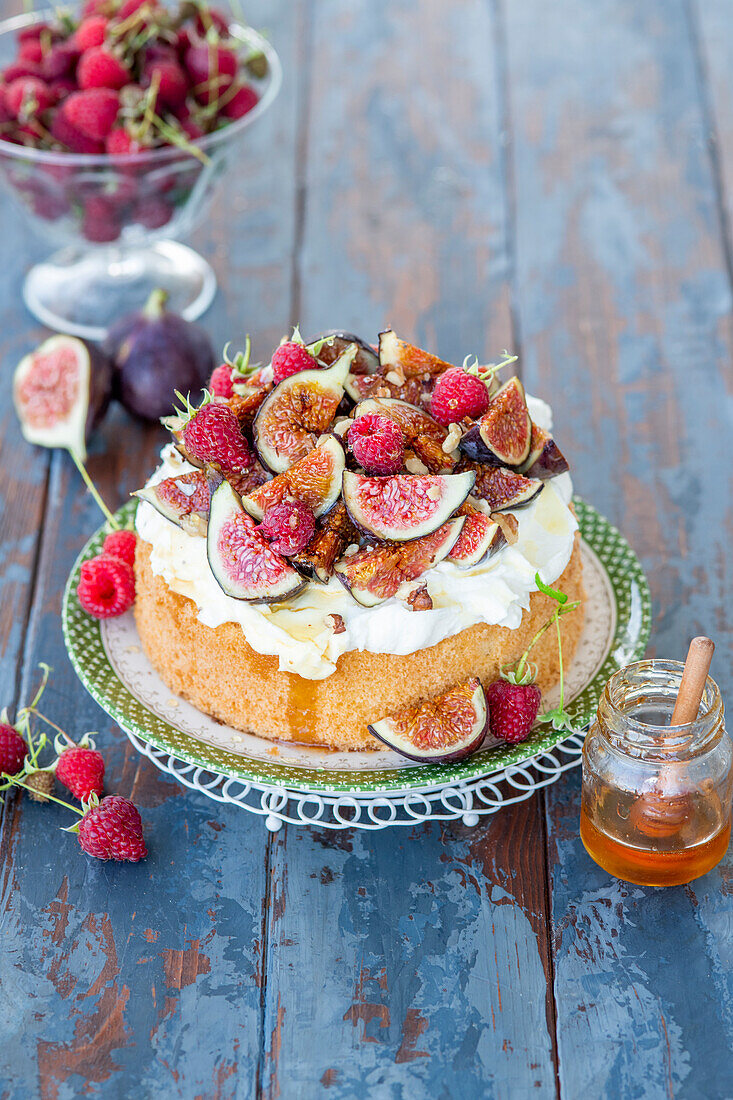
[628, 637, 715, 839]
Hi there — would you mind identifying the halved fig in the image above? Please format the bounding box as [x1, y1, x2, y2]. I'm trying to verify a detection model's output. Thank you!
[467, 463, 543, 511]
[447, 503, 505, 567]
[351, 397, 455, 471]
[368, 677, 488, 762]
[461, 377, 531, 466]
[253, 344, 357, 473]
[335, 518, 464, 606]
[308, 331, 379, 375]
[13, 335, 112, 462]
[242, 435, 345, 520]
[135, 470, 210, 536]
[342, 469, 474, 541]
[291, 502, 357, 583]
[207, 476, 306, 603]
[518, 424, 569, 480]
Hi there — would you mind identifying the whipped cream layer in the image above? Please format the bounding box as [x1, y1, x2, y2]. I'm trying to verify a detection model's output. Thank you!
[135, 396, 578, 679]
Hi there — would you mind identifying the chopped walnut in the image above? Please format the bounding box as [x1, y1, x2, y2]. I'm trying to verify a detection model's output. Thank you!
[343, 543, 360, 557]
[426, 484, 441, 501]
[406, 584, 433, 611]
[442, 422, 463, 454]
[332, 416, 352, 438]
[405, 455, 429, 474]
[491, 511, 519, 544]
[385, 365, 406, 387]
[325, 613, 346, 634]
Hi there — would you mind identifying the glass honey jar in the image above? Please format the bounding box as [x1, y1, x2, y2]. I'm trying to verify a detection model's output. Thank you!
[581, 660, 732, 886]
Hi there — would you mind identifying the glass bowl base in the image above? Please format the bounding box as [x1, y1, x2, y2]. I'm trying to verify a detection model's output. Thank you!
[23, 240, 217, 340]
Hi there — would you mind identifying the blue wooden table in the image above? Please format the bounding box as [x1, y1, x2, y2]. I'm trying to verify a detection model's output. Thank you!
[1, 1, 732, 1096]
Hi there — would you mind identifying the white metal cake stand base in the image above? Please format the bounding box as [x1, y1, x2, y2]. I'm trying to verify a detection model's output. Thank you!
[124, 726, 586, 832]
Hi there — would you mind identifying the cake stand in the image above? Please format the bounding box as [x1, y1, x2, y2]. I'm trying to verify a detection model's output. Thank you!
[62, 499, 651, 831]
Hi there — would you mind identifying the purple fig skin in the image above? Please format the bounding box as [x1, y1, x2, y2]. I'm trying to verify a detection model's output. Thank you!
[105, 289, 215, 421]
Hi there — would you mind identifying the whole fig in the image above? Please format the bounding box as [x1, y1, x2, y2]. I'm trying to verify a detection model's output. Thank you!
[106, 289, 215, 421]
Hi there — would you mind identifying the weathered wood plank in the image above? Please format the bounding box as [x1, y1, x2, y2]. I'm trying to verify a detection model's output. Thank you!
[0, 0, 302, 1094]
[502, 0, 733, 1094]
[259, 1, 559, 1096]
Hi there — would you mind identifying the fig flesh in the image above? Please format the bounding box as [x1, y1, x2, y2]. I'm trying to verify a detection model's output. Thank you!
[518, 424, 569, 480]
[291, 502, 357, 583]
[463, 377, 531, 467]
[335, 518, 464, 606]
[207, 477, 306, 603]
[135, 470, 210, 536]
[253, 344, 357, 473]
[242, 435, 345, 520]
[351, 397, 455, 471]
[105, 289, 214, 422]
[13, 335, 112, 462]
[378, 329, 453, 378]
[226, 383, 272, 432]
[447, 504, 505, 567]
[345, 331, 452, 404]
[308, 331, 379, 376]
[342, 469, 474, 541]
[466, 463, 543, 511]
[368, 677, 488, 762]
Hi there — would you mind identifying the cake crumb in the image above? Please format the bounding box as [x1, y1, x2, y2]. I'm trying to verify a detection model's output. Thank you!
[325, 613, 346, 634]
[406, 585, 433, 611]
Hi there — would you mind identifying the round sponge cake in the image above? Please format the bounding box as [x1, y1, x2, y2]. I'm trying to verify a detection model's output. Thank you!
[133, 535, 585, 751]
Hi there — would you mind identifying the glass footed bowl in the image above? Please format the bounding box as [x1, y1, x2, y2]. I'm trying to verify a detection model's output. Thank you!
[0, 8, 281, 339]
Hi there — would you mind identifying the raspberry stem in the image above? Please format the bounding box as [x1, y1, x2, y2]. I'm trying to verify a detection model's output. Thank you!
[1, 773, 83, 815]
[69, 450, 120, 530]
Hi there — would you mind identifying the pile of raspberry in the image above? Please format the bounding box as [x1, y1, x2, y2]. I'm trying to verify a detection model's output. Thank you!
[77, 528, 137, 618]
[0, 0, 262, 154]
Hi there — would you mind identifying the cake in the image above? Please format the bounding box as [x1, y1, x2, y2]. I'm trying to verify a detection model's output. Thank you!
[133, 331, 585, 754]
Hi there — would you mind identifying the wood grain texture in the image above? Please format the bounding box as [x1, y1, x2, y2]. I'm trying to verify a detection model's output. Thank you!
[0, 1, 302, 1096]
[501, 0, 733, 1094]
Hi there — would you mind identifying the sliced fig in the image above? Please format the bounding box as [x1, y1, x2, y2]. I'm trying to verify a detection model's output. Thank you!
[291, 502, 358, 583]
[467, 463, 543, 511]
[447, 504, 505, 567]
[351, 396, 455, 471]
[378, 329, 454, 378]
[462, 377, 532, 467]
[253, 344, 357, 473]
[335, 518, 464, 606]
[345, 331, 453, 404]
[368, 677, 488, 762]
[308, 331, 379, 375]
[13, 335, 112, 462]
[342, 470, 474, 541]
[226, 383, 272, 432]
[518, 423, 569, 480]
[207, 477, 306, 603]
[242, 435, 345, 520]
[135, 470, 210, 536]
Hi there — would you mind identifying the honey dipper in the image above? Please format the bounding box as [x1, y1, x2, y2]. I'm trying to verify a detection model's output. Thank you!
[628, 637, 715, 839]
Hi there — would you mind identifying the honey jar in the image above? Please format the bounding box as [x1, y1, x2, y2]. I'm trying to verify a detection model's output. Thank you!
[580, 660, 732, 886]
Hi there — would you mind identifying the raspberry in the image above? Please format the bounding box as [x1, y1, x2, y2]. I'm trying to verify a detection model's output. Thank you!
[430, 367, 491, 426]
[181, 400, 253, 472]
[62, 88, 120, 140]
[74, 15, 109, 51]
[77, 795, 147, 862]
[486, 680, 542, 744]
[51, 109, 105, 154]
[271, 341, 317, 384]
[41, 41, 80, 81]
[209, 363, 235, 398]
[3, 61, 43, 83]
[348, 414, 405, 475]
[77, 554, 135, 618]
[102, 529, 137, 568]
[257, 501, 315, 556]
[82, 195, 121, 243]
[77, 47, 129, 91]
[144, 59, 189, 108]
[0, 723, 27, 777]
[184, 43, 237, 104]
[133, 196, 173, 229]
[222, 83, 258, 120]
[19, 39, 43, 64]
[105, 126, 141, 156]
[56, 745, 105, 801]
[5, 77, 54, 118]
